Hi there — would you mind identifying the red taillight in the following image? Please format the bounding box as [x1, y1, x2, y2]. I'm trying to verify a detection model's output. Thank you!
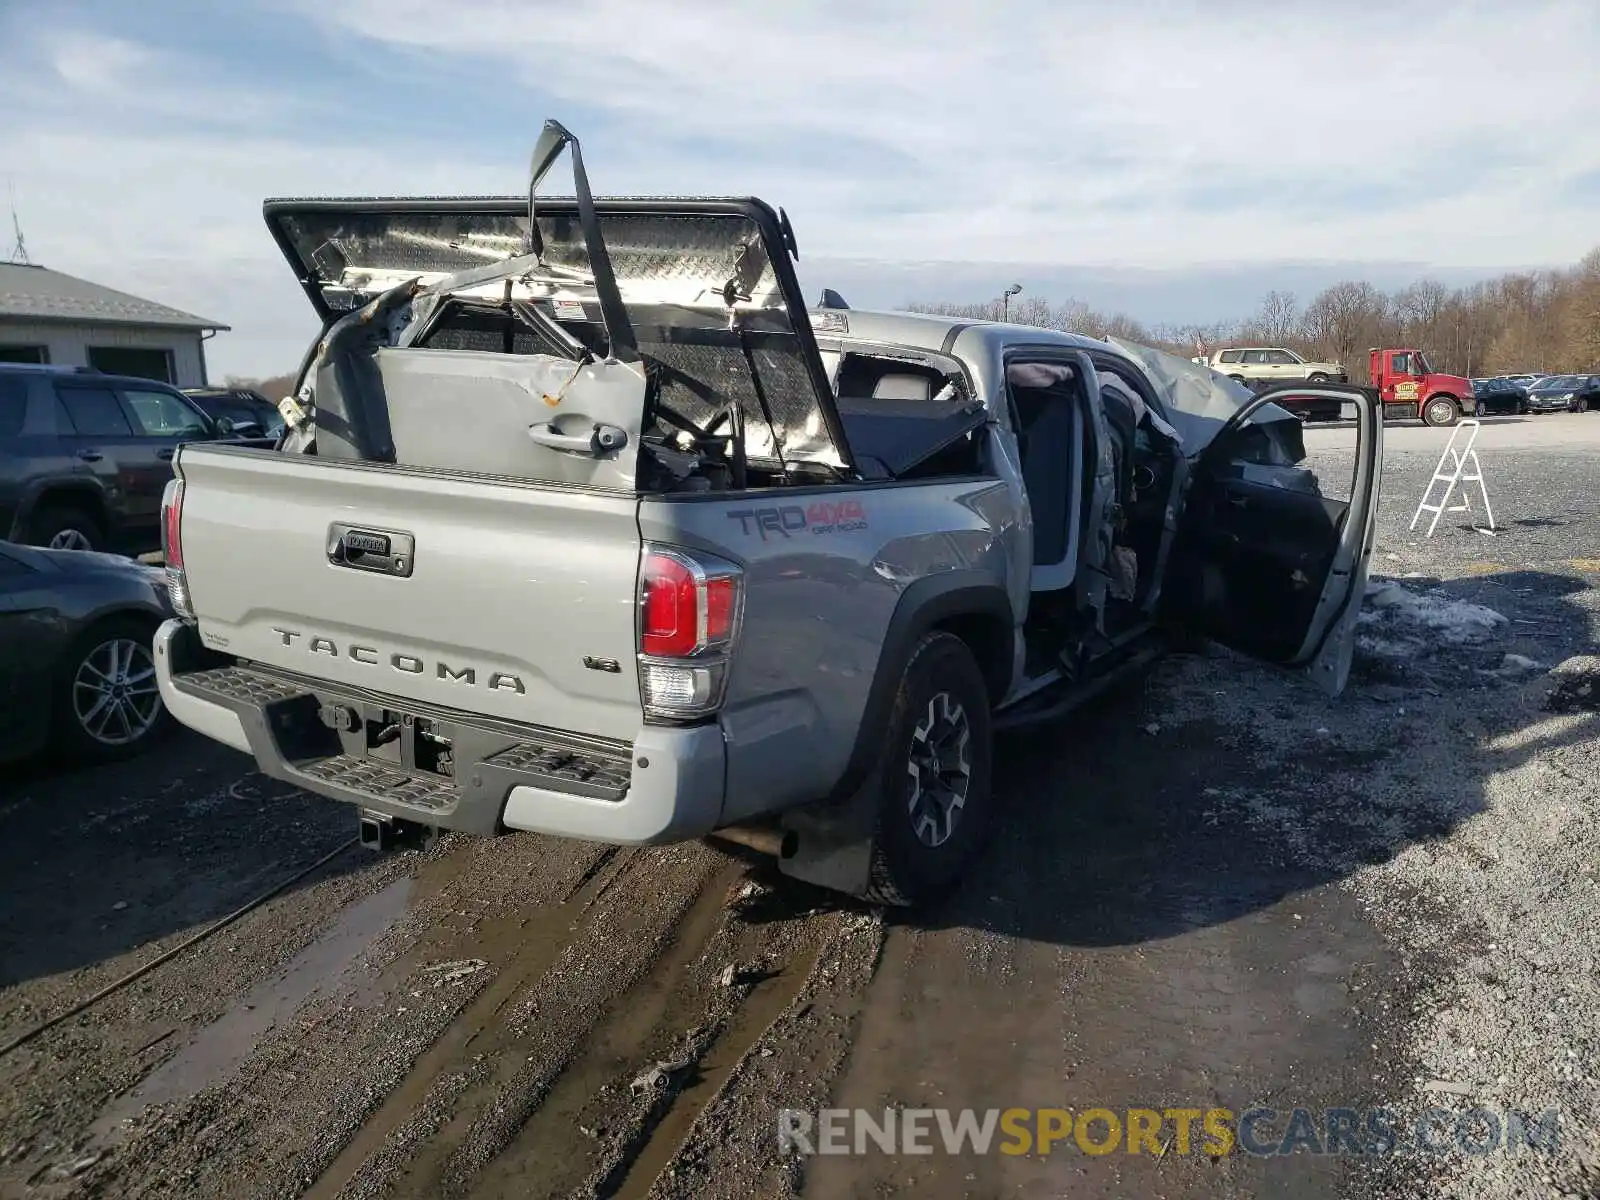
[637, 546, 743, 720]
[641, 552, 698, 658]
[638, 547, 742, 659]
[161, 479, 184, 569]
[705, 576, 736, 643]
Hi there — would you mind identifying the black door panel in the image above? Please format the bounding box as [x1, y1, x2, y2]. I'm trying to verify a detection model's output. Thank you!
[1167, 475, 1348, 662]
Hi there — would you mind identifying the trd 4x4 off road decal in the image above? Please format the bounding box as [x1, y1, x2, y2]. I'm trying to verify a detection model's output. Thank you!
[727, 501, 868, 540]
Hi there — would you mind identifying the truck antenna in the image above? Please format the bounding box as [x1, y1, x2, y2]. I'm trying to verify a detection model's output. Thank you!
[6, 182, 31, 265]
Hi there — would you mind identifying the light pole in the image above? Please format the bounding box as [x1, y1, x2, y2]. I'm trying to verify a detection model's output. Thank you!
[1002, 283, 1022, 321]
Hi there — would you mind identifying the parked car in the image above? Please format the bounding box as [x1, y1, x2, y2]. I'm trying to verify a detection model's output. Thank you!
[1209, 347, 1347, 385]
[154, 120, 1384, 907]
[1523, 374, 1600, 413]
[0, 363, 275, 553]
[182, 386, 286, 439]
[0, 540, 173, 764]
[1473, 376, 1530, 416]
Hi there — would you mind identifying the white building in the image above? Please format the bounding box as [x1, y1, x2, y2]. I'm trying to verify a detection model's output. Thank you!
[0, 262, 228, 388]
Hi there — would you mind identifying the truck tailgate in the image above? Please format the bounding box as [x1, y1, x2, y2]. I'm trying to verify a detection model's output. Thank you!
[175, 445, 644, 742]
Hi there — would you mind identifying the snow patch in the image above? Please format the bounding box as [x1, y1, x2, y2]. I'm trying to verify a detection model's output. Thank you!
[1356, 579, 1508, 659]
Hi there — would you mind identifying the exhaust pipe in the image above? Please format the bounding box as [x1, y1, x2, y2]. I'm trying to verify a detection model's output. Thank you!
[708, 824, 798, 859]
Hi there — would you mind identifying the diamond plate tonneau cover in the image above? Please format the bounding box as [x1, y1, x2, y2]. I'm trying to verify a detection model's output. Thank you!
[264, 196, 850, 472]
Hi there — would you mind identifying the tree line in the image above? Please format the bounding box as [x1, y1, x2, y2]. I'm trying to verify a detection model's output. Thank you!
[908, 246, 1600, 385]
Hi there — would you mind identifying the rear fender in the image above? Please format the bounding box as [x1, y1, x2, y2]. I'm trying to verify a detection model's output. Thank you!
[13, 480, 111, 537]
[777, 572, 1012, 894]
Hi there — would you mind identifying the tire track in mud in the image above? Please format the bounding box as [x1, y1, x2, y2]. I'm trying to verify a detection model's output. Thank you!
[321, 844, 734, 1200]
[466, 877, 840, 1200]
[458, 862, 744, 1198]
[304, 846, 637, 1200]
[635, 908, 887, 1200]
[72, 833, 609, 1200]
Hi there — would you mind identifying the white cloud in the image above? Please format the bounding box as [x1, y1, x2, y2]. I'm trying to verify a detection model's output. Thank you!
[3, 1, 1598, 377]
[300, 0, 1600, 261]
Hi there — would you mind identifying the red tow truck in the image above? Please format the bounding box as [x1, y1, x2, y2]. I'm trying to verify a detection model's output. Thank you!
[1367, 347, 1474, 427]
[1245, 346, 1475, 428]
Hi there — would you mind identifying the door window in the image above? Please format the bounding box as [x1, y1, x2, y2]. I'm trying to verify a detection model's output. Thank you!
[122, 388, 211, 437]
[1266, 349, 1296, 365]
[54, 385, 133, 436]
[0, 378, 27, 438]
[1390, 353, 1413, 375]
[1241, 350, 1269, 365]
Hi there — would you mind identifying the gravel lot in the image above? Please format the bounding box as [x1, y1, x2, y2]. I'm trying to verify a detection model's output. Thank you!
[0, 411, 1596, 1199]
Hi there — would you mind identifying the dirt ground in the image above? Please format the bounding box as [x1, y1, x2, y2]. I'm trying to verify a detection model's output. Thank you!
[2, 412, 1597, 1200]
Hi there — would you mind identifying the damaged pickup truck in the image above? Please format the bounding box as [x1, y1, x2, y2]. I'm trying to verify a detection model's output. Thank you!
[153, 121, 1382, 905]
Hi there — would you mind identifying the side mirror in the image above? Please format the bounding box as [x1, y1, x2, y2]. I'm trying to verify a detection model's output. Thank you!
[215, 416, 235, 435]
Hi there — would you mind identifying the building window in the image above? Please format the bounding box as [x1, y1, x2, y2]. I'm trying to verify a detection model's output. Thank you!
[0, 344, 49, 365]
[87, 346, 174, 383]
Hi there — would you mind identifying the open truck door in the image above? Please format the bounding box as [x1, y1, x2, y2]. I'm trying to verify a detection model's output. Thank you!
[1162, 384, 1381, 695]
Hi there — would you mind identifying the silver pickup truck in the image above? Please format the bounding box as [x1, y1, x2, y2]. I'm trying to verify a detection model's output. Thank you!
[154, 122, 1382, 905]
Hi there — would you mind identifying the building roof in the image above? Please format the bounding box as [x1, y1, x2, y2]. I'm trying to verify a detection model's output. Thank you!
[0, 262, 229, 331]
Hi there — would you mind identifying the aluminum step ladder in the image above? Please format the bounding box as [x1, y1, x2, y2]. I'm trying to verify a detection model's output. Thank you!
[1410, 418, 1496, 537]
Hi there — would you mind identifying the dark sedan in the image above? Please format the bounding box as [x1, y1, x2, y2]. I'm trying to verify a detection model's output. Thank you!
[1472, 377, 1529, 415]
[0, 542, 173, 765]
[1524, 374, 1600, 414]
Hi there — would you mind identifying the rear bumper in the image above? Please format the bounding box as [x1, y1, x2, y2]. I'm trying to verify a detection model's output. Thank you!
[153, 620, 726, 844]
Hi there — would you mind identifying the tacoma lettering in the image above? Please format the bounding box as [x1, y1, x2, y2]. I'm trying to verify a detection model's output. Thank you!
[262, 629, 522, 693]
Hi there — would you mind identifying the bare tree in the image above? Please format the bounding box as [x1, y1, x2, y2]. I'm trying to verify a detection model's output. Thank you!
[1303, 281, 1388, 381]
[1246, 290, 1300, 345]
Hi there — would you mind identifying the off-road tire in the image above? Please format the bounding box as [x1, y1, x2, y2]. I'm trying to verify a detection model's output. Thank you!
[1422, 396, 1460, 428]
[52, 616, 172, 763]
[860, 631, 995, 907]
[25, 503, 105, 552]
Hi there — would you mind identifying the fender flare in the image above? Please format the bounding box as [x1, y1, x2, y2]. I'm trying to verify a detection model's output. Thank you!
[9, 479, 110, 540]
[828, 571, 1014, 804]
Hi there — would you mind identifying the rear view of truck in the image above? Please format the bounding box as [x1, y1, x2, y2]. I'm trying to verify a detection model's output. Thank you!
[154, 121, 872, 851]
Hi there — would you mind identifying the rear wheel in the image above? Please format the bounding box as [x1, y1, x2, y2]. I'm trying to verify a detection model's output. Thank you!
[1422, 396, 1461, 428]
[861, 632, 995, 907]
[52, 617, 171, 762]
[25, 503, 105, 552]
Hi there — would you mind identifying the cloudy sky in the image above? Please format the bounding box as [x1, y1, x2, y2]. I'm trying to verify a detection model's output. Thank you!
[3, 0, 1597, 379]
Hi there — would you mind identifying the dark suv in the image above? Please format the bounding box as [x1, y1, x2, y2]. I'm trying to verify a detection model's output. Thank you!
[0, 364, 271, 553]
[182, 386, 287, 439]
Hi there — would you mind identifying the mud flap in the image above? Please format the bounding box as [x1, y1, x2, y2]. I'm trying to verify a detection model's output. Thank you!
[774, 777, 878, 898]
